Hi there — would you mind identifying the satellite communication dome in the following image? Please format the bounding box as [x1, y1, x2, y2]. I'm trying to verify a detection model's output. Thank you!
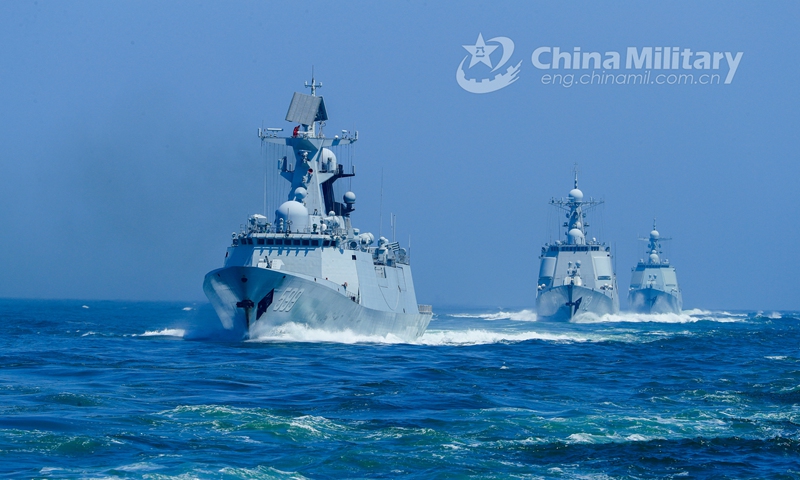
[649, 253, 660, 263]
[320, 148, 337, 164]
[568, 228, 585, 245]
[568, 188, 584, 202]
[294, 187, 308, 201]
[650, 229, 660, 239]
[276, 200, 309, 232]
[343, 191, 356, 204]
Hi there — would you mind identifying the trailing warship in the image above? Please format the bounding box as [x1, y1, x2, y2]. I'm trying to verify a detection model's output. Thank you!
[536, 171, 619, 321]
[628, 220, 682, 314]
[203, 77, 432, 340]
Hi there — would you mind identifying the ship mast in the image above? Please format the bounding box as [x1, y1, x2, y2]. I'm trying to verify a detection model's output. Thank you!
[639, 218, 671, 264]
[257, 76, 358, 230]
[549, 166, 603, 245]
[304, 70, 323, 138]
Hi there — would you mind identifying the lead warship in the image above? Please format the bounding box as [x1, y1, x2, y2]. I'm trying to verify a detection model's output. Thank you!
[536, 172, 619, 321]
[628, 220, 682, 314]
[203, 78, 432, 341]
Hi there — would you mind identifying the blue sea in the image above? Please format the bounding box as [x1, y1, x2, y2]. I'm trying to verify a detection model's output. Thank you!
[1, 299, 799, 479]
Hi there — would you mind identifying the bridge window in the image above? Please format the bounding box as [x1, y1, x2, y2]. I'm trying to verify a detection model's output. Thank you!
[266, 239, 274, 245]
[293, 239, 301, 246]
[302, 240, 310, 246]
[257, 238, 265, 245]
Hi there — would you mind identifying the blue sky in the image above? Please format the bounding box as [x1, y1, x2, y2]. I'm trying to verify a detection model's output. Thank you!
[0, 1, 797, 310]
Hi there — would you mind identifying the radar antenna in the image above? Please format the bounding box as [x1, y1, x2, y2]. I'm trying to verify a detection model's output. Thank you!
[305, 67, 322, 97]
[573, 163, 579, 189]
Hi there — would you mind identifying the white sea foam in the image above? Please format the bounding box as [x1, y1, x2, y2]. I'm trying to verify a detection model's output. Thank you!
[416, 329, 595, 346]
[572, 310, 745, 324]
[138, 328, 186, 338]
[451, 309, 538, 322]
[449, 307, 748, 324]
[250, 322, 407, 344]
[250, 322, 619, 346]
[114, 462, 163, 472]
[182, 307, 194, 311]
[219, 466, 310, 479]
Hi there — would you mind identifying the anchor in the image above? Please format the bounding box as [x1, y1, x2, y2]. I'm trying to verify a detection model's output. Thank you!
[236, 299, 255, 328]
[647, 294, 658, 310]
[565, 284, 582, 319]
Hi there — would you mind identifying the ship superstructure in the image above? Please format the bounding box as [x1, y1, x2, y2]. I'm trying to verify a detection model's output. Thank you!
[628, 220, 682, 314]
[203, 77, 432, 340]
[536, 171, 619, 320]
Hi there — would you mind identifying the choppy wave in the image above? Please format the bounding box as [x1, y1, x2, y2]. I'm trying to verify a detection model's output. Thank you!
[248, 322, 641, 346]
[573, 311, 746, 324]
[416, 329, 610, 346]
[250, 322, 407, 344]
[451, 309, 538, 322]
[137, 328, 186, 337]
[446, 308, 750, 325]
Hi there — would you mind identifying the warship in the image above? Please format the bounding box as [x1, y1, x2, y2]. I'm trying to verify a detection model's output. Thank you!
[536, 171, 619, 321]
[203, 77, 432, 340]
[628, 220, 682, 314]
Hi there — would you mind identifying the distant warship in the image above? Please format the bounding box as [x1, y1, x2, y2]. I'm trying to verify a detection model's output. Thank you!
[628, 220, 682, 314]
[203, 77, 432, 340]
[536, 171, 619, 320]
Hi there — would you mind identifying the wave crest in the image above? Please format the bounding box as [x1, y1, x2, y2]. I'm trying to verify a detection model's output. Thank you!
[249, 322, 623, 346]
[451, 309, 538, 322]
[137, 328, 186, 337]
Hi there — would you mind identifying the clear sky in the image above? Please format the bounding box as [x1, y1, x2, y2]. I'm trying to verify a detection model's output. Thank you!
[0, 1, 797, 310]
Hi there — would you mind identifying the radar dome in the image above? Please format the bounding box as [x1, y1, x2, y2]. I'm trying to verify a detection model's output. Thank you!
[569, 188, 583, 202]
[293, 187, 308, 201]
[320, 148, 336, 164]
[275, 200, 309, 232]
[649, 253, 660, 263]
[320, 148, 337, 172]
[343, 191, 356, 204]
[568, 228, 585, 245]
[650, 229, 660, 239]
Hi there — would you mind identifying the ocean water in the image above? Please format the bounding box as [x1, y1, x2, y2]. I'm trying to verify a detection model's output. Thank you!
[1, 299, 799, 479]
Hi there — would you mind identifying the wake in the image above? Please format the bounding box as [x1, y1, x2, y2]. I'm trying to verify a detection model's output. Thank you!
[248, 322, 631, 346]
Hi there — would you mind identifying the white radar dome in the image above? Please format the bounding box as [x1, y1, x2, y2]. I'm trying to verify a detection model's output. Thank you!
[650, 229, 660, 239]
[649, 253, 660, 263]
[569, 188, 583, 202]
[343, 191, 356, 204]
[320, 148, 337, 164]
[275, 200, 309, 232]
[568, 228, 585, 245]
[293, 187, 307, 201]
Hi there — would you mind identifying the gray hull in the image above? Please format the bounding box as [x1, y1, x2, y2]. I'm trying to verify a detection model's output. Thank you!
[536, 285, 619, 321]
[204, 266, 432, 342]
[628, 287, 682, 314]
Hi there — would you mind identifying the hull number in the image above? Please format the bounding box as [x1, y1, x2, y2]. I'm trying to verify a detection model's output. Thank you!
[273, 288, 304, 312]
